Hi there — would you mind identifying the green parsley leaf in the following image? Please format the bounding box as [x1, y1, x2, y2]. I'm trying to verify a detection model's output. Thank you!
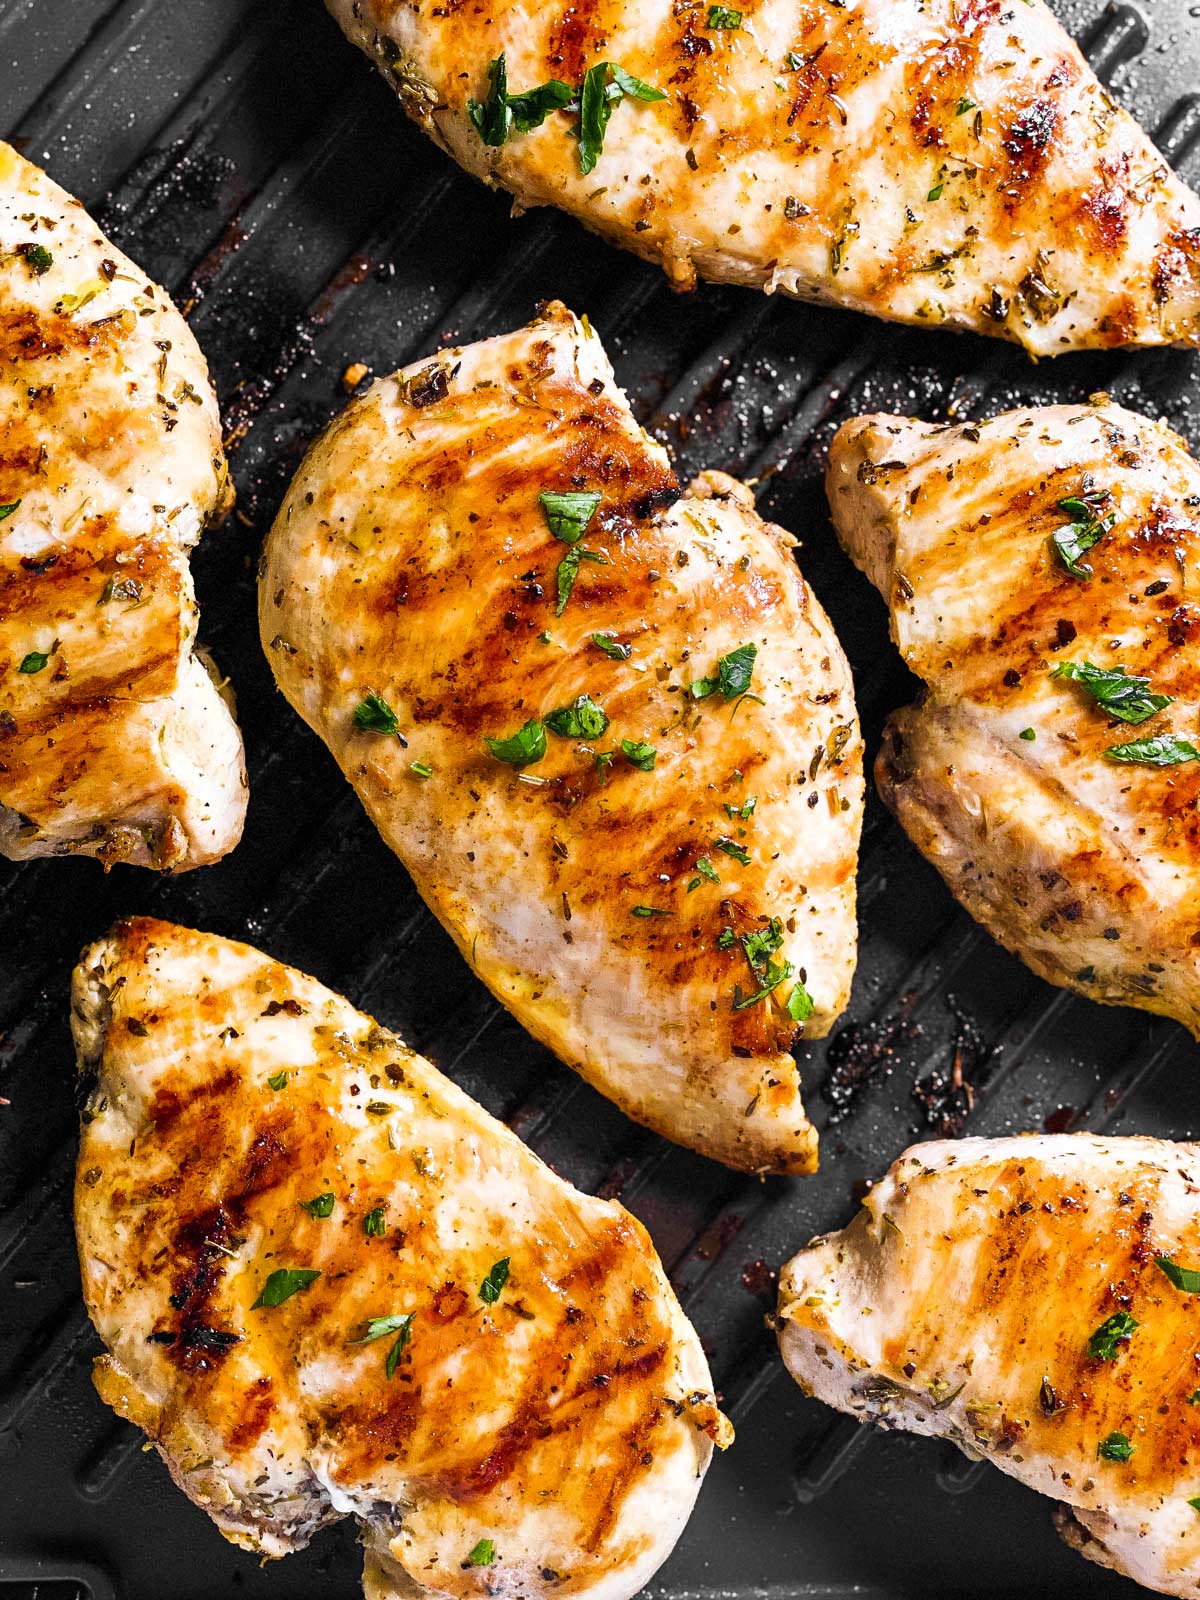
[20, 243, 53, 275]
[355, 692, 401, 735]
[1053, 488, 1116, 579]
[724, 796, 757, 820]
[632, 905, 671, 918]
[410, 760, 433, 779]
[18, 650, 49, 674]
[555, 545, 607, 615]
[1086, 1310, 1138, 1361]
[0, 501, 21, 521]
[479, 1257, 510, 1304]
[708, 5, 742, 25]
[927, 182, 944, 201]
[690, 642, 758, 701]
[485, 719, 547, 767]
[508, 78, 574, 132]
[956, 97, 976, 114]
[716, 927, 737, 950]
[467, 1539, 496, 1568]
[714, 836, 751, 866]
[733, 957, 795, 1011]
[1188, 1391, 1200, 1406]
[695, 856, 720, 883]
[594, 750, 614, 783]
[608, 65, 667, 102]
[467, 56, 511, 145]
[364, 1206, 386, 1238]
[620, 738, 656, 771]
[1190, 1495, 1200, 1512]
[786, 980, 815, 1022]
[299, 1193, 335, 1219]
[592, 632, 631, 660]
[266, 1070, 288, 1091]
[1104, 733, 1200, 767]
[545, 695, 609, 739]
[579, 61, 617, 175]
[540, 489, 601, 545]
[1019, 727, 1036, 741]
[252, 1268, 321, 1309]
[1156, 1255, 1200, 1294]
[1097, 1431, 1135, 1463]
[1051, 661, 1172, 726]
[351, 1312, 414, 1344]
[743, 918, 784, 969]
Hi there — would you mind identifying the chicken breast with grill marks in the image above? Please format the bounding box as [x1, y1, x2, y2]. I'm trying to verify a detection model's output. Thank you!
[326, 0, 1200, 356]
[827, 399, 1200, 1037]
[259, 302, 863, 1175]
[74, 917, 729, 1600]
[0, 142, 245, 871]
[779, 1134, 1200, 1596]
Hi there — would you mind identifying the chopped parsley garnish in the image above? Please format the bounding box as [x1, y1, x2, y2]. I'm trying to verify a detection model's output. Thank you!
[734, 959, 795, 1011]
[694, 856, 721, 885]
[632, 905, 671, 917]
[1189, 1390, 1200, 1406]
[595, 750, 614, 783]
[927, 182, 944, 201]
[363, 1206, 387, 1238]
[0, 501, 21, 521]
[540, 489, 601, 544]
[716, 927, 737, 950]
[20, 243, 53, 275]
[467, 1538, 496, 1568]
[299, 1193, 335, 1219]
[1104, 733, 1200, 767]
[1156, 1255, 1200, 1293]
[956, 97, 976, 114]
[621, 738, 656, 770]
[724, 914, 811, 1019]
[354, 692, 401, 736]
[545, 695, 609, 739]
[351, 1311, 415, 1379]
[708, 5, 742, 25]
[410, 760, 433, 779]
[555, 544, 608, 615]
[786, 978, 815, 1022]
[1097, 1431, 1135, 1463]
[18, 650, 49, 674]
[714, 836, 751, 866]
[469, 55, 664, 175]
[690, 642, 758, 702]
[592, 631, 631, 660]
[724, 796, 757, 820]
[266, 1070, 288, 1091]
[1191, 1496, 1200, 1513]
[1019, 727, 1036, 741]
[1053, 487, 1116, 579]
[479, 1257, 510, 1304]
[1051, 661, 1171, 726]
[1086, 1311, 1138, 1361]
[485, 718, 547, 767]
[252, 1268, 321, 1309]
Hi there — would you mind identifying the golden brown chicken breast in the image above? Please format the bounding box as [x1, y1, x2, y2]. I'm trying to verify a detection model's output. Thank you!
[259, 301, 863, 1175]
[779, 1134, 1200, 1597]
[326, 0, 1200, 355]
[827, 398, 1200, 1038]
[0, 142, 245, 870]
[74, 917, 729, 1600]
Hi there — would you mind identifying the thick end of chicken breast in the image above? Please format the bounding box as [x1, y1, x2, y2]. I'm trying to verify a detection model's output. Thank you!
[260, 301, 863, 1175]
[827, 401, 1200, 1037]
[327, 0, 1200, 353]
[74, 918, 728, 1600]
[0, 141, 245, 870]
[778, 1134, 1200, 1598]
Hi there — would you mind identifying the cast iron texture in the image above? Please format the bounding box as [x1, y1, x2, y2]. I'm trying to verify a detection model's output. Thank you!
[2, 1, 1199, 1595]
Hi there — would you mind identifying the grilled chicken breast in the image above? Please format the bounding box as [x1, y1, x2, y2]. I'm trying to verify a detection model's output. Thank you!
[827, 399, 1200, 1037]
[74, 917, 728, 1600]
[327, 0, 1200, 356]
[259, 302, 862, 1175]
[779, 1134, 1200, 1596]
[0, 142, 245, 870]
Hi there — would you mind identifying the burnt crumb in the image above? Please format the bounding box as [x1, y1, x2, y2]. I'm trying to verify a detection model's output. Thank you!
[822, 1002, 922, 1121]
[911, 997, 999, 1137]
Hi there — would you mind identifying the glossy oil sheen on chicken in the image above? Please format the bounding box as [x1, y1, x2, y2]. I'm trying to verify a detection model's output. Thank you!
[74, 918, 729, 1600]
[326, 0, 1200, 355]
[827, 399, 1200, 1037]
[259, 302, 862, 1175]
[0, 142, 245, 870]
[778, 1134, 1200, 1596]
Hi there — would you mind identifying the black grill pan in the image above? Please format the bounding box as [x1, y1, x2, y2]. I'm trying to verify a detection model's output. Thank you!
[2, 1, 1199, 1594]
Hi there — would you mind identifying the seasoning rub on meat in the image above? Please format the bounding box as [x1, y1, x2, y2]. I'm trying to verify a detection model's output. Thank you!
[75, 918, 730, 1600]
